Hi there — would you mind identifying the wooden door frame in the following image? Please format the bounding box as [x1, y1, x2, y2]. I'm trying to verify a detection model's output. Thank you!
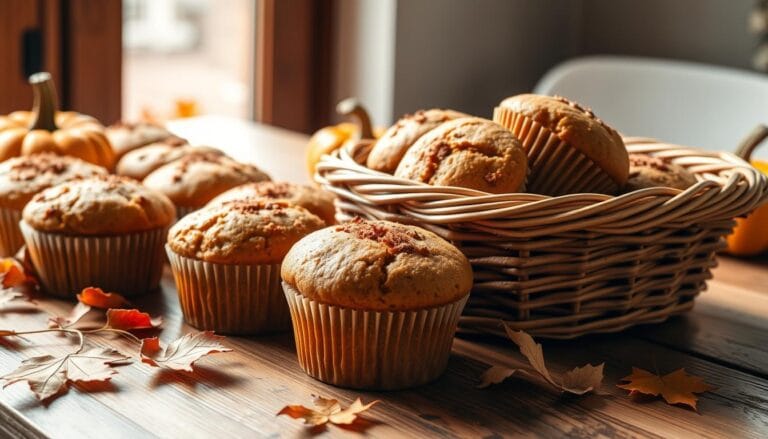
[255, 0, 335, 134]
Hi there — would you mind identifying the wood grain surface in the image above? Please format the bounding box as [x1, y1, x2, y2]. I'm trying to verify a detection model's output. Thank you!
[0, 117, 766, 438]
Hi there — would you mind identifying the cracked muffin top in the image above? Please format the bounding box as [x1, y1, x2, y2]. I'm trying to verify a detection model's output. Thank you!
[207, 181, 337, 225]
[167, 199, 325, 264]
[281, 218, 473, 311]
[366, 108, 468, 173]
[0, 153, 108, 211]
[22, 175, 176, 235]
[116, 140, 223, 181]
[394, 117, 527, 193]
[106, 121, 176, 159]
[142, 153, 271, 208]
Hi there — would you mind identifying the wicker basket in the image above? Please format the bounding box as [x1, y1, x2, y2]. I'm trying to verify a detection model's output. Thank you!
[315, 138, 768, 339]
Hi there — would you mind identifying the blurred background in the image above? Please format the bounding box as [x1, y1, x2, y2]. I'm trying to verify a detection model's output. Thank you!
[1, 0, 767, 151]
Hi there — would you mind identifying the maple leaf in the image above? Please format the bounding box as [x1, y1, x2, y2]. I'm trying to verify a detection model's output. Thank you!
[77, 287, 130, 309]
[105, 309, 162, 331]
[478, 326, 603, 395]
[48, 302, 92, 328]
[618, 367, 714, 411]
[140, 332, 231, 372]
[1, 347, 130, 401]
[278, 395, 379, 427]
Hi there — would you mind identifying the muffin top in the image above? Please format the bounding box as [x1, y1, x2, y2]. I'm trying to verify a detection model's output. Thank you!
[167, 200, 325, 264]
[281, 218, 473, 311]
[116, 140, 223, 181]
[394, 117, 527, 193]
[106, 122, 176, 158]
[22, 175, 176, 235]
[366, 109, 468, 173]
[143, 153, 271, 208]
[0, 154, 108, 210]
[207, 181, 336, 225]
[625, 153, 697, 191]
[498, 94, 629, 186]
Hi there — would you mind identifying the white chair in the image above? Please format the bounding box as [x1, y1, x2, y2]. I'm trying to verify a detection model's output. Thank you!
[534, 56, 768, 159]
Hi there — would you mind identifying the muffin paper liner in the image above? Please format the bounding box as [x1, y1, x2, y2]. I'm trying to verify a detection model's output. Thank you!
[20, 222, 167, 298]
[282, 282, 469, 390]
[175, 206, 199, 221]
[0, 208, 23, 257]
[167, 247, 289, 335]
[493, 107, 619, 195]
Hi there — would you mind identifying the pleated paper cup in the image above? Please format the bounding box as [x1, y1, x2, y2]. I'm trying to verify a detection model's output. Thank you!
[20, 221, 167, 298]
[166, 246, 289, 335]
[283, 282, 469, 390]
[493, 106, 619, 196]
[175, 205, 199, 221]
[0, 208, 23, 257]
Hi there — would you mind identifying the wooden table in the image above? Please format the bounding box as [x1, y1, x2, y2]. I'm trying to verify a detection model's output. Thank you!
[1, 117, 767, 438]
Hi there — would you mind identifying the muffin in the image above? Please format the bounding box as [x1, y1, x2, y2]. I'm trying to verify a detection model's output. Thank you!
[143, 153, 271, 217]
[281, 218, 473, 389]
[116, 140, 223, 181]
[0, 154, 108, 257]
[106, 121, 180, 159]
[493, 94, 629, 195]
[394, 117, 527, 193]
[166, 200, 325, 334]
[207, 181, 336, 225]
[366, 109, 468, 173]
[20, 175, 175, 297]
[625, 153, 697, 191]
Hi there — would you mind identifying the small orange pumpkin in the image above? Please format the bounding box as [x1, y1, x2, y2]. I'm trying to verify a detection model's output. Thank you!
[306, 98, 380, 179]
[0, 73, 115, 169]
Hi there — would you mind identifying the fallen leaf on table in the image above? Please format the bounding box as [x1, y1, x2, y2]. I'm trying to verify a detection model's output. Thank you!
[48, 302, 92, 328]
[140, 331, 230, 372]
[478, 325, 603, 395]
[1, 347, 129, 401]
[0, 289, 23, 306]
[0, 330, 16, 337]
[105, 309, 162, 331]
[618, 367, 714, 411]
[77, 287, 130, 309]
[278, 395, 379, 427]
[0, 258, 36, 306]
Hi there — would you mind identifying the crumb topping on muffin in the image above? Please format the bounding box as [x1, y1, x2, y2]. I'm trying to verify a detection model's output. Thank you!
[335, 217, 429, 256]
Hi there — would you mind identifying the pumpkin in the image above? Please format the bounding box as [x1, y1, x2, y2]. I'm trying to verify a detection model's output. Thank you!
[306, 98, 380, 179]
[726, 125, 768, 256]
[0, 72, 115, 169]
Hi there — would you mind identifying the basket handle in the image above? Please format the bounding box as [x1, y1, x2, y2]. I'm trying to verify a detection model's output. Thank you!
[735, 124, 768, 161]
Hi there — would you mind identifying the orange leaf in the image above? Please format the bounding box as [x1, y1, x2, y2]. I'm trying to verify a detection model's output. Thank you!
[48, 302, 92, 329]
[278, 395, 379, 427]
[1, 347, 129, 401]
[77, 287, 130, 309]
[105, 309, 162, 331]
[140, 332, 230, 372]
[0, 330, 16, 337]
[618, 367, 714, 411]
[0, 258, 27, 289]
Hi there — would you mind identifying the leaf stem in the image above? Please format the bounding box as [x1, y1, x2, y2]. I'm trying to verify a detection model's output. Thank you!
[84, 327, 142, 344]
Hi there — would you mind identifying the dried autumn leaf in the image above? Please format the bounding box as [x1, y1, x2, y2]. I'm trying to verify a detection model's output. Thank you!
[0, 330, 16, 337]
[48, 302, 92, 328]
[278, 395, 379, 427]
[478, 326, 604, 395]
[1, 347, 129, 401]
[618, 367, 714, 411]
[77, 287, 130, 309]
[105, 309, 162, 331]
[140, 331, 231, 372]
[0, 258, 27, 289]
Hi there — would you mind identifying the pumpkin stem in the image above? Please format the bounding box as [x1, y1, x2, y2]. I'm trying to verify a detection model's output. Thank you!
[29, 72, 58, 131]
[336, 98, 374, 139]
[736, 124, 768, 162]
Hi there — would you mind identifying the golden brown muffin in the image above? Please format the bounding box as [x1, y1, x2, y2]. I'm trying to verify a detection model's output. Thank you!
[207, 181, 336, 225]
[625, 153, 697, 191]
[168, 200, 325, 265]
[116, 140, 224, 181]
[106, 121, 178, 159]
[366, 109, 468, 173]
[281, 218, 473, 311]
[393, 117, 527, 193]
[496, 94, 629, 188]
[0, 154, 107, 210]
[22, 175, 176, 235]
[142, 153, 271, 210]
